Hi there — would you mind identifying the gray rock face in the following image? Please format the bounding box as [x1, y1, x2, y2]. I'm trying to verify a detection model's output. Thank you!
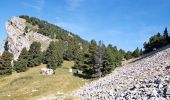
[5, 16, 52, 60]
[73, 48, 170, 100]
[0, 42, 4, 55]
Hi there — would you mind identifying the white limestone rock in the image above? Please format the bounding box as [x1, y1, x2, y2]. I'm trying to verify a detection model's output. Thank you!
[5, 16, 52, 60]
[40, 67, 53, 75]
[0, 42, 4, 55]
[73, 47, 170, 100]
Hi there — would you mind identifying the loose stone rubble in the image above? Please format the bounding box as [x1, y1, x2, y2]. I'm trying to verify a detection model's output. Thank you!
[73, 48, 170, 100]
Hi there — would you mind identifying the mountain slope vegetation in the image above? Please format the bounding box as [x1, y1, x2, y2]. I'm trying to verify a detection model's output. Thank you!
[1, 15, 140, 78]
[0, 15, 170, 99]
[1, 16, 169, 79]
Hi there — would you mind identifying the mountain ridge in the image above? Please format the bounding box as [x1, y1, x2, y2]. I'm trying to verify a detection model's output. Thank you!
[4, 16, 88, 60]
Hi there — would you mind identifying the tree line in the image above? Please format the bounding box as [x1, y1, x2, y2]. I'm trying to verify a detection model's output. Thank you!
[0, 40, 141, 76]
[4, 15, 170, 78]
[0, 41, 64, 75]
[19, 15, 88, 44]
[143, 27, 170, 53]
[73, 40, 142, 78]
[0, 15, 142, 78]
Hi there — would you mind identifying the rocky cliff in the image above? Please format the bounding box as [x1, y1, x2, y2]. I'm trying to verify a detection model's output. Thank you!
[5, 16, 52, 60]
[0, 42, 4, 55]
[73, 47, 170, 100]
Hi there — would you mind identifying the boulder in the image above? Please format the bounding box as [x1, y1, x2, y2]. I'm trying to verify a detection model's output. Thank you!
[40, 68, 53, 75]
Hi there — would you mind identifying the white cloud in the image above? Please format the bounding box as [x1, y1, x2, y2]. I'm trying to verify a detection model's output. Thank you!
[66, 0, 83, 11]
[22, 0, 45, 13]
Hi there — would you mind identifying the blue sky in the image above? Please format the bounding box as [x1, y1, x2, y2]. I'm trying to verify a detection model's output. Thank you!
[1, 0, 170, 51]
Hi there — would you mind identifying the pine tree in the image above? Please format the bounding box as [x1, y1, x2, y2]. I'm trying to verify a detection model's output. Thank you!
[132, 47, 140, 58]
[81, 40, 97, 78]
[14, 60, 27, 73]
[73, 47, 85, 76]
[119, 49, 126, 59]
[125, 51, 133, 60]
[42, 50, 47, 64]
[0, 51, 13, 75]
[102, 45, 114, 76]
[64, 38, 83, 61]
[4, 41, 9, 51]
[163, 27, 169, 43]
[140, 49, 143, 55]
[163, 27, 168, 37]
[14, 48, 28, 72]
[27, 42, 42, 67]
[79, 40, 107, 78]
[157, 32, 161, 37]
[45, 41, 64, 70]
[106, 44, 122, 67]
[94, 41, 105, 78]
[143, 28, 170, 53]
[19, 48, 28, 59]
[74, 41, 124, 78]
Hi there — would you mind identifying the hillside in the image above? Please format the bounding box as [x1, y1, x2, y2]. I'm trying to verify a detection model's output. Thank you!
[73, 46, 170, 99]
[5, 16, 88, 60]
[3, 16, 128, 79]
[2, 15, 170, 100]
[0, 61, 89, 100]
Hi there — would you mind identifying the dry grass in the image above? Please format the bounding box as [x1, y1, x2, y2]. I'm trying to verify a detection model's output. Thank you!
[0, 61, 88, 100]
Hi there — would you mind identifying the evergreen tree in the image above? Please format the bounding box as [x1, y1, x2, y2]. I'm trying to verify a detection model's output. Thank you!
[73, 47, 85, 76]
[64, 38, 85, 61]
[107, 45, 121, 66]
[102, 44, 123, 76]
[63, 41, 75, 60]
[27, 42, 42, 67]
[143, 28, 170, 53]
[132, 47, 140, 58]
[45, 41, 64, 70]
[119, 49, 126, 58]
[4, 41, 9, 51]
[14, 48, 28, 72]
[19, 15, 87, 46]
[94, 41, 105, 78]
[14, 60, 27, 73]
[74, 41, 124, 78]
[163, 27, 169, 43]
[18, 48, 28, 59]
[82, 40, 97, 78]
[140, 49, 143, 56]
[0, 51, 13, 75]
[125, 51, 133, 60]
[102, 45, 115, 76]
[157, 32, 161, 37]
[42, 50, 47, 64]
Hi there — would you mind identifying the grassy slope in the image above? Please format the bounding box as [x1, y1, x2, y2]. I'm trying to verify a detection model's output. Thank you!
[0, 61, 88, 100]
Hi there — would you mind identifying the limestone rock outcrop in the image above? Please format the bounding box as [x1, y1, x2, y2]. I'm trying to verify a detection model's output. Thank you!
[5, 16, 52, 60]
[0, 42, 4, 55]
[73, 47, 170, 100]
